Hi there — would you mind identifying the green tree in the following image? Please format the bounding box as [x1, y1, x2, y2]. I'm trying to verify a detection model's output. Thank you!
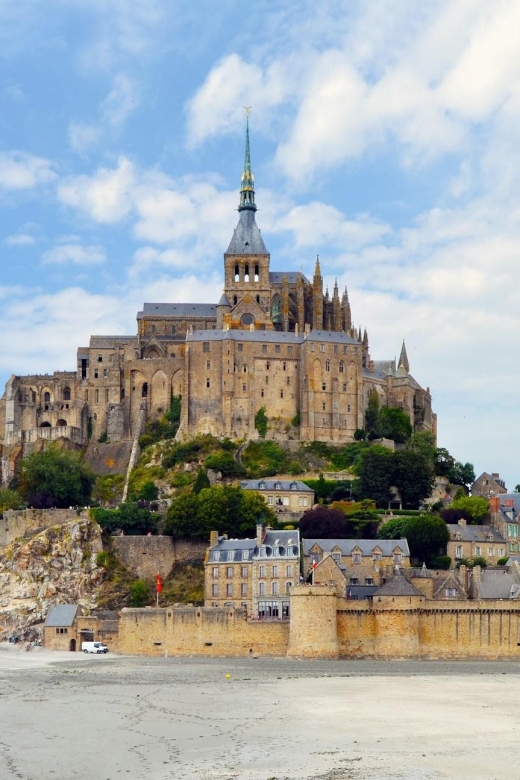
[406, 431, 437, 467]
[449, 461, 476, 490]
[450, 495, 489, 524]
[364, 389, 380, 438]
[91, 502, 160, 534]
[204, 451, 245, 478]
[130, 579, 149, 607]
[392, 449, 435, 509]
[18, 445, 95, 508]
[357, 446, 394, 507]
[192, 469, 211, 494]
[0, 488, 23, 513]
[92, 474, 124, 506]
[136, 480, 159, 501]
[377, 407, 412, 444]
[164, 493, 200, 538]
[254, 406, 268, 438]
[378, 514, 449, 566]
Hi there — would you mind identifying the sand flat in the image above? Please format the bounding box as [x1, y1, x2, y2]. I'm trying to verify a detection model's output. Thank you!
[0, 648, 518, 779]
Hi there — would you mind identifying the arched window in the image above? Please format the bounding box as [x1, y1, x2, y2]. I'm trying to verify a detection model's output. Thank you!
[40, 421, 51, 428]
[243, 364, 248, 373]
[44, 391, 51, 403]
[233, 295, 238, 305]
[256, 294, 260, 304]
[244, 263, 250, 282]
[325, 359, 330, 372]
[234, 264, 240, 282]
[171, 324, 176, 335]
[63, 387, 71, 400]
[142, 383, 148, 398]
[339, 361, 344, 374]
[254, 264, 259, 282]
[56, 419, 67, 427]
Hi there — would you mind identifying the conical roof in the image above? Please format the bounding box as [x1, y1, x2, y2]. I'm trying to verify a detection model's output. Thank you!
[225, 209, 268, 255]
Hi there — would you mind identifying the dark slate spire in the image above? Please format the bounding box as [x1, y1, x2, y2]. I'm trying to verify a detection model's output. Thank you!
[238, 116, 256, 212]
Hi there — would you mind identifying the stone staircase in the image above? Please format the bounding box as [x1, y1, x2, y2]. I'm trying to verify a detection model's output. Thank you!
[122, 403, 147, 502]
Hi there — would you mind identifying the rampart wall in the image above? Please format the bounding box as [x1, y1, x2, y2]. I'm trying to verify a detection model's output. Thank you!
[111, 536, 207, 579]
[118, 606, 289, 657]
[0, 508, 86, 548]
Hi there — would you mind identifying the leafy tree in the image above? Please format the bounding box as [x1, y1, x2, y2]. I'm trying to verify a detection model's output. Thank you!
[357, 447, 394, 507]
[378, 514, 449, 566]
[254, 406, 268, 438]
[354, 428, 366, 441]
[192, 469, 211, 494]
[18, 445, 95, 508]
[204, 452, 245, 478]
[163, 494, 200, 538]
[330, 441, 369, 473]
[450, 495, 489, 524]
[472, 555, 488, 568]
[92, 474, 124, 506]
[449, 461, 475, 490]
[0, 488, 23, 513]
[434, 448, 456, 478]
[136, 480, 159, 501]
[299, 506, 349, 538]
[130, 579, 149, 607]
[364, 389, 380, 438]
[406, 431, 437, 466]
[377, 407, 412, 444]
[514, 485, 520, 494]
[392, 450, 435, 509]
[91, 502, 159, 534]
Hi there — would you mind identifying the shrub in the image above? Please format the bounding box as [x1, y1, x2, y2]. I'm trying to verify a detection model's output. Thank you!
[429, 555, 451, 570]
[254, 406, 268, 438]
[472, 556, 488, 568]
[136, 481, 159, 501]
[96, 551, 108, 567]
[497, 557, 509, 566]
[130, 579, 149, 607]
[98, 430, 108, 443]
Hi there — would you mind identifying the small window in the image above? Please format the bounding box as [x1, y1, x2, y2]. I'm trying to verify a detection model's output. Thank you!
[339, 361, 344, 373]
[262, 344, 267, 353]
[241, 566, 248, 577]
[203, 341, 210, 353]
[105, 389, 109, 402]
[212, 584, 219, 596]
[352, 553, 361, 564]
[281, 390, 284, 399]
[322, 382, 326, 391]
[266, 361, 270, 370]
[206, 378, 211, 388]
[151, 324, 156, 334]
[238, 343, 243, 352]
[212, 567, 218, 579]
[275, 345, 281, 353]
[243, 384, 247, 392]
[171, 325, 176, 335]
[97, 355, 103, 362]
[320, 344, 325, 353]
[241, 583, 247, 597]
[95, 389, 99, 403]
[349, 577, 358, 585]
[242, 550, 249, 561]
[365, 577, 374, 585]
[206, 360, 211, 370]
[103, 368, 108, 378]
[334, 344, 338, 354]
[325, 359, 330, 372]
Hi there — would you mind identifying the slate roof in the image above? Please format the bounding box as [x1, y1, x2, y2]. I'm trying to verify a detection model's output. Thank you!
[304, 330, 359, 345]
[447, 524, 506, 543]
[494, 493, 520, 522]
[269, 272, 310, 286]
[137, 303, 217, 319]
[188, 329, 305, 344]
[208, 530, 300, 562]
[45, 604, 79, 627]
[241, 479, 314, 493]
[474, 569, 520, 599]
[225, 209, 269, 255]
[89, 336, 136, 348]
[374, 573, 423, 597]
[346, 585, 378, 600]
[303, 538, 410, 557]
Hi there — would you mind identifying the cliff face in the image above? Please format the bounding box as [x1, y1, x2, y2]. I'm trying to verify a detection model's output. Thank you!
[0, 517, 105, 638]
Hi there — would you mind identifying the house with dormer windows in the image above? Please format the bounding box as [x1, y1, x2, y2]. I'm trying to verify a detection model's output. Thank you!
[240, 479, 314, 521]
[302, 538, 410, 587]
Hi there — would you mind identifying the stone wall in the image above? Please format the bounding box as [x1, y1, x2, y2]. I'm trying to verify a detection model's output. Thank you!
[118, 606, 289, 657]
[0, 508, 87, 548]
[111, 536, 207, 579]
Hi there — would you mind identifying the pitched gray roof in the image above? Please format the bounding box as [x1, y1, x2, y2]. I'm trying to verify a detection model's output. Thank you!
[225, 209, 269, 255]
[269, 272, 310, 286]
[241, 479, 314, 493]
[304, 330, 359, 345]
[474, 569, 520, 599]
[303, 538, 410, 557]
[374, 573, 423, 597]
[45, 604, 79, 627]
[447, 524, 506, 543]
[89, 336, 136, 348]
[208, 530, 300, 562]
[137, 303, 217, 319]
[188, 329, 305, 344]
[263, 529, 300, 548]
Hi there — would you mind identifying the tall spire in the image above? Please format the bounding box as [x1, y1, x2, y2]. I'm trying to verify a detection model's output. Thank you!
[238, 115, 256, 212]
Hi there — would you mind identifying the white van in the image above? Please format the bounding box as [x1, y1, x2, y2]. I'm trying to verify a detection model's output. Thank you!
[81, 641, 109, 654]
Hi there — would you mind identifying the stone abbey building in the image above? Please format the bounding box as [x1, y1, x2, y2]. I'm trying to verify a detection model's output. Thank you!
[0, 121, 435, 481]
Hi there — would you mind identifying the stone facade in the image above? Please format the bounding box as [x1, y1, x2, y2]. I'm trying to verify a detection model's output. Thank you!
[240, 478, 314, 520]
[111, 535, 207, 580]
[447, 518, 507, 566]
[303, 538, 410, 587]
[0, 122, 435, 483]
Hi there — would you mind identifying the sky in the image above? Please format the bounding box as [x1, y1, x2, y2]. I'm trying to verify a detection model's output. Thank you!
[1, 0, 519, 488]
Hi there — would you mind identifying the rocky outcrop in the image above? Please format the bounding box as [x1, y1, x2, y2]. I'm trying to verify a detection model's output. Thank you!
[0, 517, 105, 638]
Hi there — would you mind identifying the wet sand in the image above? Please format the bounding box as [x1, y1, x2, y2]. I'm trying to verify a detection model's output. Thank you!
[0, 646, 519, 779]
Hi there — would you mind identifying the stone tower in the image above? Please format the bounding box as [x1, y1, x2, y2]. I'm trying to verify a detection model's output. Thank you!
[223, 117, 272, 329]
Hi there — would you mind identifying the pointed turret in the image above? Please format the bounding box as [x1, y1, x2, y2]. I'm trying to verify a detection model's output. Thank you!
[332, 279, 341, 331]
[312, 255, 323, 330]
[341, 285, 352, 331]
[398, 340, 410, 373]
[363, 328, 368, 348]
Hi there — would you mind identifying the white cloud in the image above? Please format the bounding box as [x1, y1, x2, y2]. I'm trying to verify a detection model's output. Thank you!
[4, 234, 36, 246]
[58, 156, 135, 223]
[101, 72, 139, 127]
[41, 244, 107, 266]
[3, 83, 24, 101]
[68, 121, 102, 153]
[0, 152, 56, 190]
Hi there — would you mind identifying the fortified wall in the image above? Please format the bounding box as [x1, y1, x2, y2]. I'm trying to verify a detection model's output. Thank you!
[117, 586, 520, 660]
[0, 508, 87, 548]
[111, 536, 207, 579]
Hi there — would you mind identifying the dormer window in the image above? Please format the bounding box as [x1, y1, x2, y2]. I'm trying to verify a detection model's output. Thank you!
[274, 481, 281, 490]
[290, 481, 297, 490]
[258, 481, 266, 489]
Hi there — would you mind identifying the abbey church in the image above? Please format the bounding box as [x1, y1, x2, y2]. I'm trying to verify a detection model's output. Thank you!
[0, 122, 435, 482]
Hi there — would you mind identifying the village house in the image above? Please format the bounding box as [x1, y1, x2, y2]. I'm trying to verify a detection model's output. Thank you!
[302, 538, 410, 587]
[490, 494, 520, 554]
[472, 472, 507, 499]
[44, 604, 119, 651]
[205, 525, 300, 618]
[447, 518, 507, 566]
[240, 478, 314, 519]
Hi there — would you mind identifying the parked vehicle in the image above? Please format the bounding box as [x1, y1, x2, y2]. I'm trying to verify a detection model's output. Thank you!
[81, 641, 108, 654]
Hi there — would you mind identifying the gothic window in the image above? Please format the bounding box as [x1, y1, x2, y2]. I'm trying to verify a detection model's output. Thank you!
[243, 364, 247, 373]
[266, 361, 270, 370]
[233, 295, 238, 305]
[234, 264, 240, 282]
[244, 264, 250, 282]
[44, 391, 51, 403]
[254, 264, 259, 282]
[171, 325, 176, 335]
[325, 359, 330, 372]
[256, 294, 260, 304]
[63, 387, 71, 401]
[206, 360, 211, 370]
[339, 361, 344, 373]
[238, 343, 243, 352]
[203, 342, 210, 352]
[151, 324, 156, 334]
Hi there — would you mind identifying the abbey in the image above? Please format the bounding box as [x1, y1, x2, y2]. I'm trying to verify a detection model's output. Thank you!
[0, 122, 435, 481]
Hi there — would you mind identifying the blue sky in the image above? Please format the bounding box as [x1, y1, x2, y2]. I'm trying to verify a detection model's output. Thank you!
[1, 0, 520, 488]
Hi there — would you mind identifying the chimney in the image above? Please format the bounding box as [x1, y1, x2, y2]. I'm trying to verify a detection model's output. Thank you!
[472, 565, 482, 585]
[304, 323, 310, 335]
[256, 523, 265, 546]
[489, 496, 500, 513]
[294, 323, 299, 336]
[458, 518, 466, 528]
[458, 564, 468, 594]
[209, 530, 218, 547]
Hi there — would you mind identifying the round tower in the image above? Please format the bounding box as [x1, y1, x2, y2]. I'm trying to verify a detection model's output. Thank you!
[287, 585, 338, 659]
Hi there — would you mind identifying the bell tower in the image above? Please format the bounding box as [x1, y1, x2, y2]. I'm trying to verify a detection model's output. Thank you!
[223, 114, 272, 329]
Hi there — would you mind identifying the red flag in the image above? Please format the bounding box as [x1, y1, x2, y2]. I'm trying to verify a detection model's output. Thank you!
[156, 573, 163, 593]
[312, 561, 317, 570]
